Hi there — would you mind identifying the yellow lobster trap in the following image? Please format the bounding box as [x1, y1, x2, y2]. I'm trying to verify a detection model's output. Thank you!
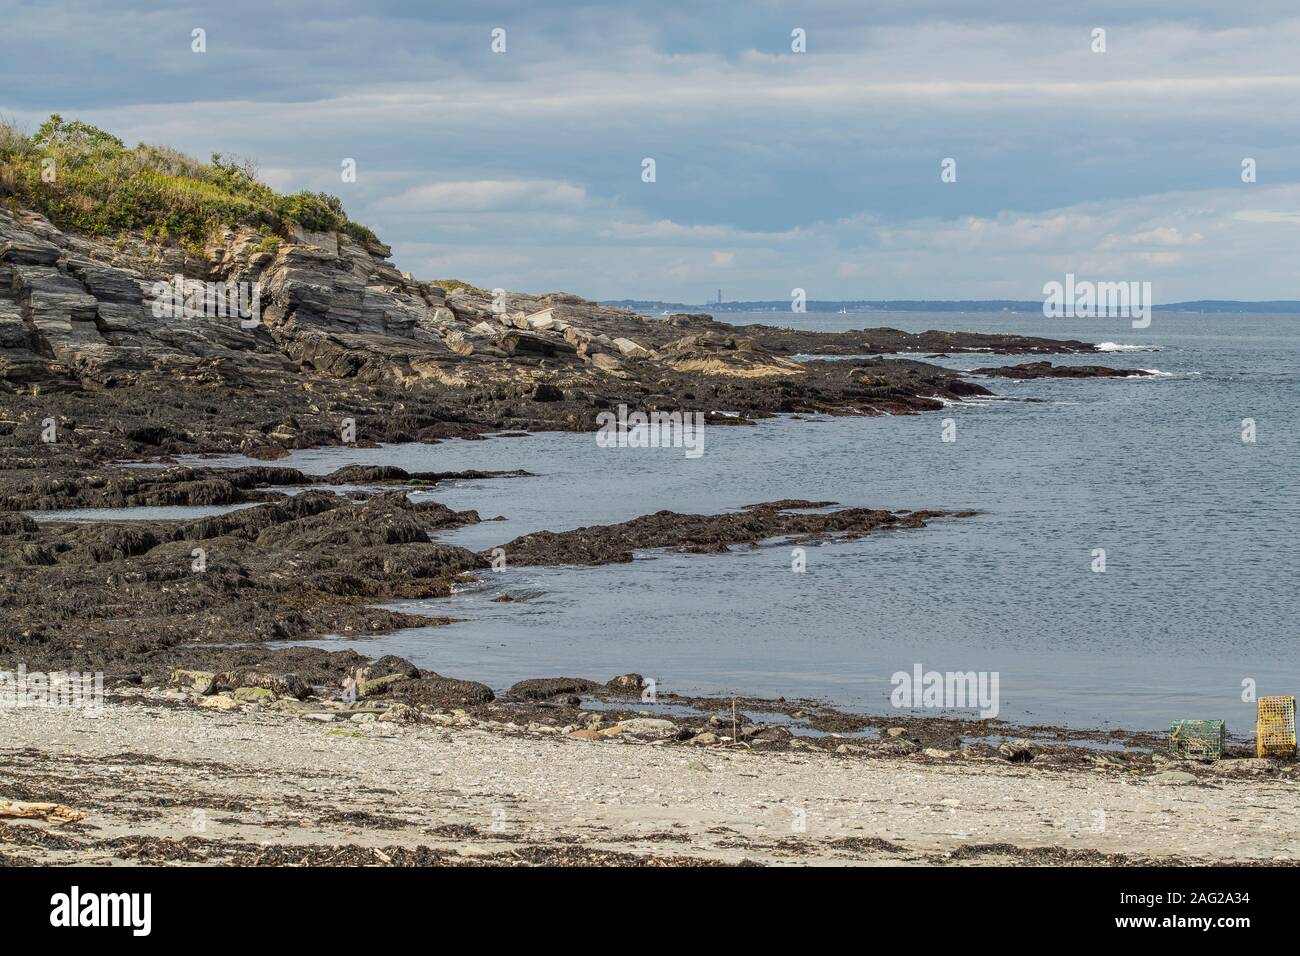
[1256, 695, 1297, 759]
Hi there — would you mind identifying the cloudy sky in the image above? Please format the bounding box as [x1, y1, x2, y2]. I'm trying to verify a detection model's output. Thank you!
[4, 0, 1300, 302]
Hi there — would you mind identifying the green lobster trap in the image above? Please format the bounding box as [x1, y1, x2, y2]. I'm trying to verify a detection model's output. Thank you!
[1256, 696, 1296, 759]
[1169, 719, 1226, 761]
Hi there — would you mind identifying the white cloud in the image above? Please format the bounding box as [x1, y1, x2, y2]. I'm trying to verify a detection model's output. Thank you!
[398, 184, 1300, 301]
[373, 180, 586, 212]
[5, 4, 1300, 300]
[1234, 209, 1300, 224]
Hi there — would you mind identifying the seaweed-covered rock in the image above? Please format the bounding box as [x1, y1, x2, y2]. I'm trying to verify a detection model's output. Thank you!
[213, 670, 312, 700]
[509, 677, 601, 700]
[393, 676, 494, 708]
[168, 669, 216, 695]
[606, 673, 645, 694]
[997, 739, 1037, 763]
[368, 655, 421, 680]
[0, 513, 38, 535]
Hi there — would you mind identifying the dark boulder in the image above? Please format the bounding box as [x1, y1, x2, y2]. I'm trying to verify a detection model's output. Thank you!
[509, 677, 600, 700]
[367, 655, 421, 680]
[394, 676, 495, 708]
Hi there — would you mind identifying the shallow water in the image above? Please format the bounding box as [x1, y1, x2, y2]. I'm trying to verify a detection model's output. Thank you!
[58, 311, 1300, 733]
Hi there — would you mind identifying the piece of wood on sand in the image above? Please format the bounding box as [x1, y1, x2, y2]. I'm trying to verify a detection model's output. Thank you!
[0, 799, 85, 825]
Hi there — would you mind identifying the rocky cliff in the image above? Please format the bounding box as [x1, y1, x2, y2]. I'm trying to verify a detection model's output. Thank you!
[0, 203, 1102, 472]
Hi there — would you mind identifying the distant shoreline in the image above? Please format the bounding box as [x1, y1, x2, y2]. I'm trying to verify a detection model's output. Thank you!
[605, 299, 1300, 315]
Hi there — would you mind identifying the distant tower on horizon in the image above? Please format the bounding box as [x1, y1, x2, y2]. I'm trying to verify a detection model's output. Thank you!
[717, 288, 722, 305]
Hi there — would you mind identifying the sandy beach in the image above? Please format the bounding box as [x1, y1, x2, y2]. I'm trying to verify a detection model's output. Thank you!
[4, 691, 1297, 867]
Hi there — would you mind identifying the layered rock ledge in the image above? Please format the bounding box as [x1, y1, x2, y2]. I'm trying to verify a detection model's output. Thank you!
[2, 205, 1102, 475]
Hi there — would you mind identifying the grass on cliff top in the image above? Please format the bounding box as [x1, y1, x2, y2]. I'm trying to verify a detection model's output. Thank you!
[429, 278, 488, 295]
[0, 115, 382, 254]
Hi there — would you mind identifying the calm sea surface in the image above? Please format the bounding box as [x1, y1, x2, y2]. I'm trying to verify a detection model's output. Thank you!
[51, 311, 1300, 732]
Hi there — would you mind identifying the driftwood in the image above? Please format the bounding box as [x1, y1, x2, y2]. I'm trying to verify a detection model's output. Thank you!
[0, 799, 84, 824]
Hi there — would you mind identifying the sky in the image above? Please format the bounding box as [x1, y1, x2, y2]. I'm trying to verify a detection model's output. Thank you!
[3, 0, 1300, 302]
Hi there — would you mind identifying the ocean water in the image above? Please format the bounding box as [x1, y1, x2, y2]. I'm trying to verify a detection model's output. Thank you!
[66, 312, 1300, 732]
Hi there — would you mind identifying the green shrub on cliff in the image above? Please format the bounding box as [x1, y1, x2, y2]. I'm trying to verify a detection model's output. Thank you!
[0, 115, 381, 249]
[430, 278, 488, 295]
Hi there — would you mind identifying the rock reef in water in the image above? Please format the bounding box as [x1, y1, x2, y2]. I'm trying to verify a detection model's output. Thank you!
[0, 480, 972, 684]
[490, 501, 970, 566]
[971, 361, 1154, 379]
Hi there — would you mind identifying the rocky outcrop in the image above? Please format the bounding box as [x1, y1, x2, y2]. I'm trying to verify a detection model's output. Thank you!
[0, 490, 481, 679]
[0, 204, 1104, 471]
[0, 462, 531, 511]
[0, 206, 632, 397]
